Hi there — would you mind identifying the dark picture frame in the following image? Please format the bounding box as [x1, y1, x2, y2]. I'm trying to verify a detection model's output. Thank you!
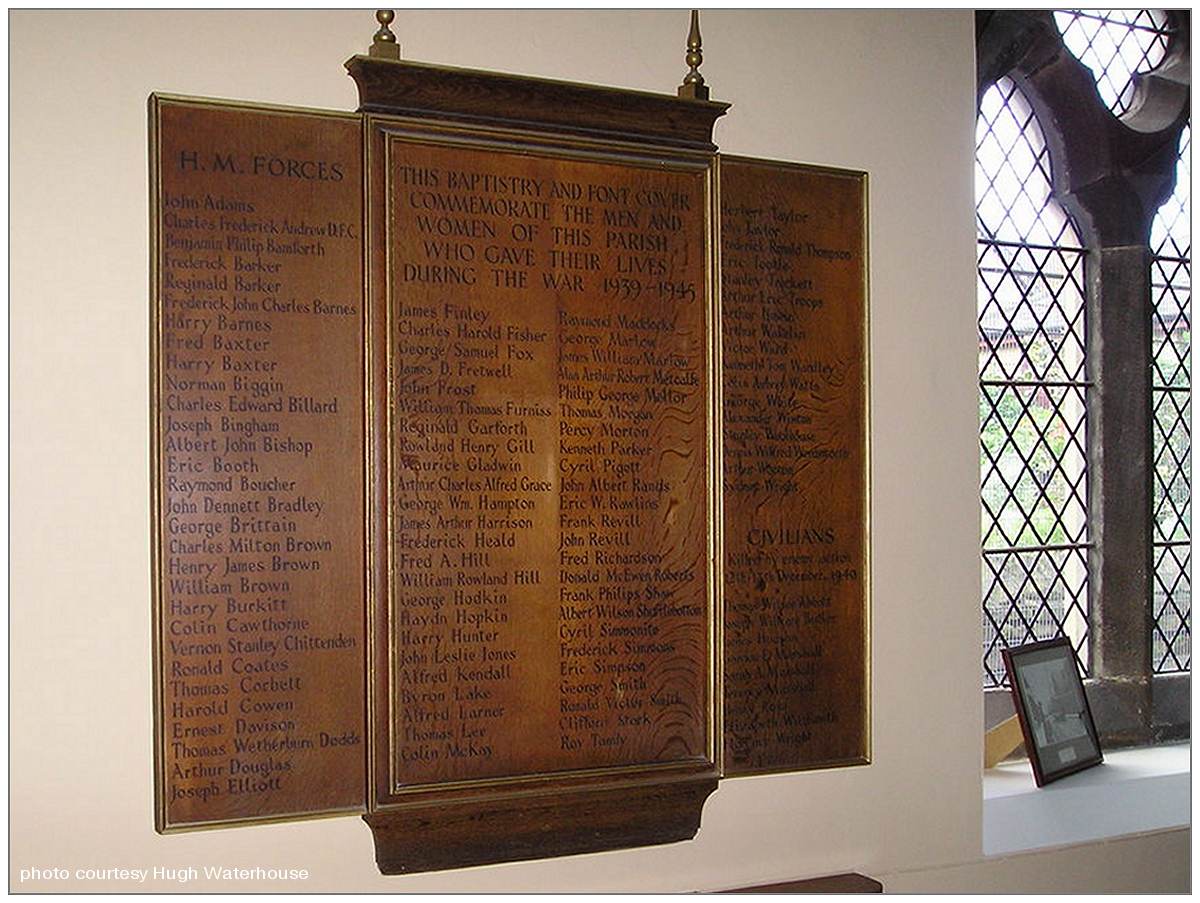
[1002, 638, 1103, 786]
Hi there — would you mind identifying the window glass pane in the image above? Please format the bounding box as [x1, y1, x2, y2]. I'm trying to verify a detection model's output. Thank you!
[977, 78, 1089, 686]
[976, 79, 1079, 246]
[1151, 124, 1191, 673]
[1055, 9, 1172, 116]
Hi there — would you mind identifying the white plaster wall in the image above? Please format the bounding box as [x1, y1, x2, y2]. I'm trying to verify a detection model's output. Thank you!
[12, 9, 1176, 894]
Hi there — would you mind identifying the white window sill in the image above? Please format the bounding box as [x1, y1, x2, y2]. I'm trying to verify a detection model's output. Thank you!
[983, 742, 1190, 856]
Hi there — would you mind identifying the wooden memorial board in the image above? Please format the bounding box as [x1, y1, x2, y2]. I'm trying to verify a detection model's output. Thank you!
[147, 38, 873, 871]
[719, 157, 870, 775]
[150, 97, 367, 829]
[362, 112, 720, 871]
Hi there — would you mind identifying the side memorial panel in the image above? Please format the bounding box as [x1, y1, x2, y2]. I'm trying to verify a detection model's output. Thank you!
[720, 157, 869, 775]
[374, 131, 714, 797]
[151, 97, 366, 828]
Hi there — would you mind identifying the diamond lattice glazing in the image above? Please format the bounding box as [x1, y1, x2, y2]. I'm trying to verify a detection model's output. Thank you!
[1151, 123, 1191, 673]
[1055, 9, 1173, 116]
[977, 77, 1090, 686]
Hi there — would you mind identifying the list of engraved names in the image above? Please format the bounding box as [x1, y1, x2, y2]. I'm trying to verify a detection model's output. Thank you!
[155, 102, 365, 826]
[720, 160, 868, 773]
[386, 140, 710, 785]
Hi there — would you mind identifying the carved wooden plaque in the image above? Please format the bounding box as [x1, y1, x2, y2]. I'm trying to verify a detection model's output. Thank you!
[719, 157, 869, 775]
[369, 124, 715, 803]
[147, 55, 873, 869]
[150, 97, 366, 828]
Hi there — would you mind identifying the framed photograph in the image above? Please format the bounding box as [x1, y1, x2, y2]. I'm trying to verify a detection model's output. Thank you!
[1002, 638, 1103, 786]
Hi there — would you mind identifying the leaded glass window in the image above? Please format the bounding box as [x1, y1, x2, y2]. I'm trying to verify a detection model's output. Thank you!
[977, 77, 1090, 686]
[1055, 9, 1173, 115]
[1150, 123, 1191, 673]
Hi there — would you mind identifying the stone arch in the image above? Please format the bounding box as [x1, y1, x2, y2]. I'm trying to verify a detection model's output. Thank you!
[976, 10, 1189, 247]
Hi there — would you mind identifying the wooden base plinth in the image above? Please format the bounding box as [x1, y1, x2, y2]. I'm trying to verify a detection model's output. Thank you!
[720, 874, 883, 893]
[364, 776, 718, 874]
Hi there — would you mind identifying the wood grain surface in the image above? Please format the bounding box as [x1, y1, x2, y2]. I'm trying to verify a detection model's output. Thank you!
[374, 132, 713, 793]
[151, 98, 366, 828]
[720, 157, 869, 775]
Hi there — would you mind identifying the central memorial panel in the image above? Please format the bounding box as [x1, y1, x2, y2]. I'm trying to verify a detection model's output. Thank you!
[371, 129, 714, 794]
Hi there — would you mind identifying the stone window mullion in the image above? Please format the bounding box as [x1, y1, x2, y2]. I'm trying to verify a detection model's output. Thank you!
[1086, 243, 1156, 742]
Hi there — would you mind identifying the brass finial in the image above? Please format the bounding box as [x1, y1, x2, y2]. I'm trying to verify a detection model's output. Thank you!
[677, 10, 710, 101]
[370, 9, 401, 60]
